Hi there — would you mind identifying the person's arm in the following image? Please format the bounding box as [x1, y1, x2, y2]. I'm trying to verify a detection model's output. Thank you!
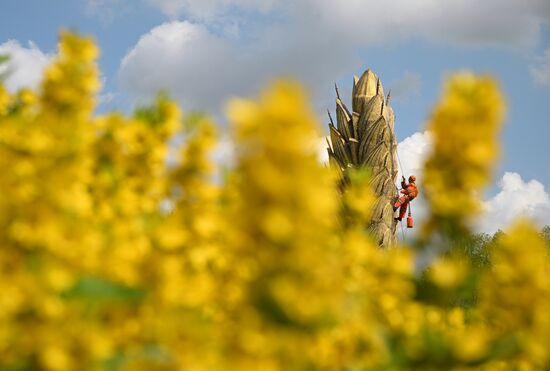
[407, 185, 417, 198]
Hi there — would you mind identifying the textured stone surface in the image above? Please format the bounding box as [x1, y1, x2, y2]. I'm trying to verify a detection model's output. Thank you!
[327, 69, 398, 247]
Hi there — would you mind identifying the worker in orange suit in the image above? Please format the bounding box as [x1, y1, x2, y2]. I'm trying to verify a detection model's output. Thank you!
[393, 175, 419, 221]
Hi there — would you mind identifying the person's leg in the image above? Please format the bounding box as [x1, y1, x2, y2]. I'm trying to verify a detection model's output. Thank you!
[394, 197, 408, 221]
[393, 196, 407, 211]
[399, 200, 409, 220]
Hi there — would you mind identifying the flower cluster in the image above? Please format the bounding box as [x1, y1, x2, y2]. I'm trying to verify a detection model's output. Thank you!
[0, 33, 548, 370]
[423, 74, 505, 239]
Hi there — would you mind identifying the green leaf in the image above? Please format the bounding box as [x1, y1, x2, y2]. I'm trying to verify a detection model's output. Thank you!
[101, 344, 174, 371]
[0, 54, 11, 81]
[133, 91, 172, 128]
[62, 276, 146, 303]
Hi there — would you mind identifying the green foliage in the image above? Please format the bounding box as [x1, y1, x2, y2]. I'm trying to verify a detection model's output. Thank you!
[417, 226, 548, 310]
[62, 276, 146, 304]
[457, 227, 549, 268]
[541, 225, 550, 245]
[2, 32, 550, 370]
[0, 54, 10, 81]
[455, 232, 493, 268]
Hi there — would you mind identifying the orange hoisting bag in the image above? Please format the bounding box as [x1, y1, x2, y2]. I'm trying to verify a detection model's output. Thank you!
[407, 215, 414, 228]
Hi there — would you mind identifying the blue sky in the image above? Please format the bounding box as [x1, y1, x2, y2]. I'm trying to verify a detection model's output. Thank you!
[1, 0, 550, 231]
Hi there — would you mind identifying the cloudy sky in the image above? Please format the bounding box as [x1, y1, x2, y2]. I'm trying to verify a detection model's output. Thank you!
[1, 0, 550, 233]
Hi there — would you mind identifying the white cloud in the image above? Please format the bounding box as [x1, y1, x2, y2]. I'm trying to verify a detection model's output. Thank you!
[96, 75, 118, 108]
[85, 0, 121, 23]
[397, 131, 432, 181]
[142, 0, 550, 48]
[318, 130, 433, 232]
[394, 133, 550, 234]
[293, 0, 550, 48]
[389, 72, 422, 102]
[177, 128, 550, 235]
[530, 48, 550, 86]
[119, 0, 550, 115]
[118, 20, 356, 115]
[317, 137, 330, 165]
[211, 135, 235, 169]
[396, 131, 432, 226]
[119, 22, 239, 111]
[98, 91, 117, 105]
[0, 40, 52, 92]
[145, 0, 276, 19]
[478, 172, 550, 233]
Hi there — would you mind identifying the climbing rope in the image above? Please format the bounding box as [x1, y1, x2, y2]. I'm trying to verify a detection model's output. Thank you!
[399, 209, 406, 240]
[389, 113, 410, 240]
[396, 147, 406, 179]
[380, 92, 413, 241]
[394, 181, 407, 240]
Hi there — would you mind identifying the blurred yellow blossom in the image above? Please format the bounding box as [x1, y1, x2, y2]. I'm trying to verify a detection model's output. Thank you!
[0, 32, 548, 371]
[423, 73, 505, 238]
[429, 258, 467, 289]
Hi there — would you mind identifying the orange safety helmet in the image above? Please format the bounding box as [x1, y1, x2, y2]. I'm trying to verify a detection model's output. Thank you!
[408, 175, 416, 182]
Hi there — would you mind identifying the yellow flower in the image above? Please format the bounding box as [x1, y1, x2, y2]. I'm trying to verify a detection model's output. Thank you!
[0, 84, 11, 114]
[429, 258, 467, 289]
[40, 346, 73, 371]
[422, 73, 505, 237]
[452, 326, 489, 361]
[2, 30, 549, 371]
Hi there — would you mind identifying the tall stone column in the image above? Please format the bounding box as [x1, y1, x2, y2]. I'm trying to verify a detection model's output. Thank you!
[327, 69, 398, 247]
